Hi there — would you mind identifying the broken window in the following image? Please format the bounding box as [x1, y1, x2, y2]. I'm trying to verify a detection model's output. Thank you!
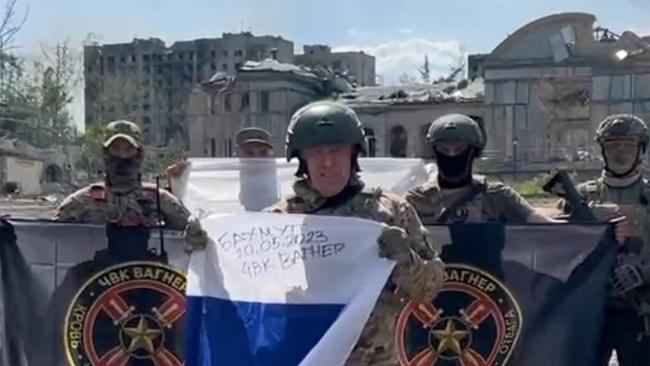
[550, 33, 569, 62]
[241, 92, 250, 111]
[560, 26, 575, 47]
[389, 125, 408, 157]
[636, 74, 650, 99]
[611, 75, 632, 99]
[235, 62, 242, 70]
[131, 54, 136, 62]
[143, 54, 150, 62]
[260, 91, 270, 112]
[225, 94, 232, 112]
[592, 76, 610, 101]
[363, 127, 377, 157]
[222, 63, 228, 71]
[235, 50, 243, 57]
[516, 81, 529, 104]
[420, 123, 434, 158]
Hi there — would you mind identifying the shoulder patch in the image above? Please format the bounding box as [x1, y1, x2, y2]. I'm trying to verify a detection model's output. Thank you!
[88, 184, 107, 200]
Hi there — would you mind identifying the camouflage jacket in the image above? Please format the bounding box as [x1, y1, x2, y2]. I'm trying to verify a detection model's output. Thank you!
[405, 175, 535, 224]
[54, 181, 190, 231]
[571, 177, 650, 249]
[265, 177, 444, 366]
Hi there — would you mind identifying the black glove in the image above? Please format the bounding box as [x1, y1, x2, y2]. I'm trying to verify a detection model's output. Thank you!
[611, 253, 649, 295]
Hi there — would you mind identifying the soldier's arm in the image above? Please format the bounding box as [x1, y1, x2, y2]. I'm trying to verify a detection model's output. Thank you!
[489, 183, 554, 223]
[390, 198, 444, 302]
[53, 190, 87, 222]
[158, 189, 191, 231]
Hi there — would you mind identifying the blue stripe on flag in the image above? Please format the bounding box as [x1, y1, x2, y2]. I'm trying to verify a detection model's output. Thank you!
[185, 296, 345, 366]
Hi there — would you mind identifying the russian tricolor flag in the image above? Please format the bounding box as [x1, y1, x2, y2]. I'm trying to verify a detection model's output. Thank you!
[184, 213, 395, 366]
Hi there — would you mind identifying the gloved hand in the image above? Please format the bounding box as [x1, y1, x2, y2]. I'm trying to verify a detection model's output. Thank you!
[590, 203, 627, 245]
[377, 225, 415, 263]
[611, 253, 649, 295]
[183, 215, 209, 253]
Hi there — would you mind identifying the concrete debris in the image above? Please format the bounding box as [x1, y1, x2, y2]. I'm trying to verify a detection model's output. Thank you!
[339, 78, 484, 107]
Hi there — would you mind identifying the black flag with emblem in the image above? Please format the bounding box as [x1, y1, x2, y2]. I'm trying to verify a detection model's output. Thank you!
[0, 219, 190, 366]
[395, 222, 618, 366]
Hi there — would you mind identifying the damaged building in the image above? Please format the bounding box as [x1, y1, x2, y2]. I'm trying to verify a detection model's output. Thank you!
[187, 59, 355, 157]
[478, 12, 650, 164]
[186, 12, 650, 168]
[338, 79, 485, 158]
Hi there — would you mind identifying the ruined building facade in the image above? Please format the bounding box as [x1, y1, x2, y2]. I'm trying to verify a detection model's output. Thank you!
[83, 33, 294, 149]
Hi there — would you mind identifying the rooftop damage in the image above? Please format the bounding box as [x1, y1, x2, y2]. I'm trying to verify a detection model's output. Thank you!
[199, 58, 357, 96]
[339, 77, 484, 108]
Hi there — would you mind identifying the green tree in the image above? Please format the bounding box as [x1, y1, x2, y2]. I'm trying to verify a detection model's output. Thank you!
[419, 54, 430, 83]
[75, 124, 105, 178]
[29, 40, 81, 146]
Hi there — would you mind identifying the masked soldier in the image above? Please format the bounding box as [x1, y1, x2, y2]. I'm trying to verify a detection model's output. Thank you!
[406, 113, 562, 224]
[54, 120, 191, 230]
[268, 100, 444, 365]
[559, 114, 650, 366]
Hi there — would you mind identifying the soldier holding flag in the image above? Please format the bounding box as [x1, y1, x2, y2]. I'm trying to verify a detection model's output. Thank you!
[559, 114, 650, 366]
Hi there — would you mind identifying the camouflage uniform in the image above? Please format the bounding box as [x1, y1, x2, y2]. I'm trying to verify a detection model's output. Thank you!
[265, 100, 444, 365]
[562, 114, 650, 366]
[54, 181, 190, 230]
[406, 113, 535, 223]
[54, 120, 190, 231]
[406, 174, 535, 223]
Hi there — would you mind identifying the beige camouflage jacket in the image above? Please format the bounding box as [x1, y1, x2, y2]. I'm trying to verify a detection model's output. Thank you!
[406, 175, 535, 224]
[54, 182, 190, 231]
[265, 177, 444, 365]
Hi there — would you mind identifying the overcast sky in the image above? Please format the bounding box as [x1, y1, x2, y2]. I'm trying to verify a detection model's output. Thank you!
[11, 0, 650, 130]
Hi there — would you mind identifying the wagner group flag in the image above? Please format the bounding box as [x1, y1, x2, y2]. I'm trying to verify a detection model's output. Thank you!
[184, 213, 394, 366]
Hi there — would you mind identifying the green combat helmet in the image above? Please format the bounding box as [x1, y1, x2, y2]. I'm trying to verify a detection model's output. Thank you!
[595, 114, 649, 152]
[426, 113, 486, 156]
[285, 100, 366, 161]
[103, 120, 144, 150]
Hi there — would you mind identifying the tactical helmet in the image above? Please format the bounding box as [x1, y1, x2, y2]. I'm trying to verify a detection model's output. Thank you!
[103, 120, 143, 149]
[285, 100, 366, 161]
[595, 114, 649, 149]
[426, 113, 485, 155]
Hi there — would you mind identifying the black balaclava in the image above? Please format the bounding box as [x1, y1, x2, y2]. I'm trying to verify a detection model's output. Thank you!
[435, 147, 474, 188]
[104, 149, 143, 192]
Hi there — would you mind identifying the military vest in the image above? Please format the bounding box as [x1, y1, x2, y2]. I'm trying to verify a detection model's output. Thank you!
[406, 175, 532, 224]
[578, 177, 650, 256]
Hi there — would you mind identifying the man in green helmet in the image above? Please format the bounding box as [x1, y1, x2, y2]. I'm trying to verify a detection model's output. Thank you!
[54, 120, 207, 251]
[406, 113, 563, 223]
[406, 113, 627, 227]
[259, 100, 444, 365]
[55, 120, 193, 231]
[559, 114, 650, 366]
